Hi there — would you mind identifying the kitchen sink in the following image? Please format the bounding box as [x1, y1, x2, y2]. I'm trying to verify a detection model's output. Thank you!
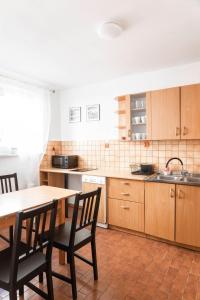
[184, 176, 200, 183]
[150, 173, 200, 185]
[155, 174, 184, 182]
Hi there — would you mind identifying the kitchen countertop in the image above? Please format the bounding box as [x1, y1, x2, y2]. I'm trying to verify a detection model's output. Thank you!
[40, 167, 149, 181]
[40, 167, 200, 186]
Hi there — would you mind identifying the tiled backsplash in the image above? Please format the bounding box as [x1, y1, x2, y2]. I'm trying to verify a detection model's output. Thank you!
[41, 140, 200, 173]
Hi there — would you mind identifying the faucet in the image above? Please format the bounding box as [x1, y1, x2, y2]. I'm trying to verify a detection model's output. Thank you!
[165, 157, 186, 175]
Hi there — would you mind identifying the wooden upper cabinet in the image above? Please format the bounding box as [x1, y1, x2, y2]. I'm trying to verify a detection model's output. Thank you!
[116, 95, 131, 141]
[176, 185, 200, 247]
[150, 87, 181, 140]
[181, 84, 200, 139]
[145, 182, 175, 241]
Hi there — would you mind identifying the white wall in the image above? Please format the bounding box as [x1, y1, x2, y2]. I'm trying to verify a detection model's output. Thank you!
[60, 61, 200, 141]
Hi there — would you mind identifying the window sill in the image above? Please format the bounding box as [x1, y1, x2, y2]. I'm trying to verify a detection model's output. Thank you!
[0, 154, 18, 157]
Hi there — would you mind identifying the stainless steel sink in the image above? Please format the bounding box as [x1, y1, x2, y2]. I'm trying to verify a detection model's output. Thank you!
[155, 175, 184, 182]
[184, 176, 200, 183]
[151, 173, 200, 184]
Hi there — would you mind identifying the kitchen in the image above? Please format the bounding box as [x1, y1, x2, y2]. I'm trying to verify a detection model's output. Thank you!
[1, 1, 200, 299]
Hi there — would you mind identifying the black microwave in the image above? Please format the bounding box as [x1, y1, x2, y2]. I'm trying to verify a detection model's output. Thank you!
[52, 155, 78, 169]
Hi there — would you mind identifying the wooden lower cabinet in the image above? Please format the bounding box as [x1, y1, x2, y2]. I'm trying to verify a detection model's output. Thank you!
[145, 182, 175, 241]
[40, 171, 65, 188]
[176, 185, 200, 247]
[108, 198, 144, 232]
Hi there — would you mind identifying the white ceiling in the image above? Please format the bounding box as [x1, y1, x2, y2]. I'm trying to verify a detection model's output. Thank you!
[0, 0, 200, 89]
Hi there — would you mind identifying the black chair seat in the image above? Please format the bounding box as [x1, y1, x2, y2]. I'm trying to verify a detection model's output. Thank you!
[0, 245, 46, 286]
[53, 221, 91, 250]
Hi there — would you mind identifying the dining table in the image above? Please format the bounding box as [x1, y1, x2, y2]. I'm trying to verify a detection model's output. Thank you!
[0, 185, 79, 264]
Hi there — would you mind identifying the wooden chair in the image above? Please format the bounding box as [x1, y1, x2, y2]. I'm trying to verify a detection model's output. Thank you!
[0, 199, 58, 300]
[51, 188, 101, 300]
[0, 173, 19, 244]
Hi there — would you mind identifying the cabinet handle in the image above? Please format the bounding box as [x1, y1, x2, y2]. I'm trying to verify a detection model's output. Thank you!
[178, 190, 184, 199]
[128, 129, 132, 137]
[120, 205, 130, 209]
[183, 126, 187, 136]
[170, 188, 175, 198]
[121, 192, 130, 196]
[175, 127, 180, 136]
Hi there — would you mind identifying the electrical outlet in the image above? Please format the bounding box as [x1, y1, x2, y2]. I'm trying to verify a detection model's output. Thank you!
[105, 143, 109, 148]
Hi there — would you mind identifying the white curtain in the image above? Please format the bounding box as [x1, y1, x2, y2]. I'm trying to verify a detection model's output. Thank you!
[0, 77, 51, 188]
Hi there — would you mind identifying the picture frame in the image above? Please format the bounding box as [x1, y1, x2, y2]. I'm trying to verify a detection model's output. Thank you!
[69, 106, 81, 123]
[86, 104, 100, 121]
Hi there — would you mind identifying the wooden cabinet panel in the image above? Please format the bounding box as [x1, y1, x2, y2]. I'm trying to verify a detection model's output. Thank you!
[108, 198, 144, 232]
[48, 173, 65, 188]
[116, 95, 131, 141]
[150, 87, 180, 140]
[176, 185, 200, 247]
[181, 84, 200, 139]
[145, 182, 175, 241]
[82, 182, 106, 224]
[146, 92, 152, 139]
[107, 178, 144, 203]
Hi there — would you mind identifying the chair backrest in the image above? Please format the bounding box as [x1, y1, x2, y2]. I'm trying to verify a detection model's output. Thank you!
[10, 199, 58, 283]
[69, 188, 101, 247]
[0, 173, 18, 194]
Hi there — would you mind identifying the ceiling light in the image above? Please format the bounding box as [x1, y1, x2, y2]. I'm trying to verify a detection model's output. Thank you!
[97, 21, 123, 40]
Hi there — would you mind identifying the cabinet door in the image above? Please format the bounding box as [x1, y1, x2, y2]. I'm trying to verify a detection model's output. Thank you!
[150, 87, 180, 140]
[181, 84, 200, 139]
[108, 198, 144, 232]
[116, 95, 131, 141]
[176, 185, 200, 247]
[48, 173, 65, 188]
[145, 182, 175, 241]
[82, 182, 106, 224]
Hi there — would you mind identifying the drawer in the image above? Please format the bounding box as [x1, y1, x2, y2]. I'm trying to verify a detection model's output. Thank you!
[108, 198, 144, 232]
[107, 178, 144, 203]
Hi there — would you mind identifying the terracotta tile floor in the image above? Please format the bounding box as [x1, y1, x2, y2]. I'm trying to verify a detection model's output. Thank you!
[0, 228, 200, 300]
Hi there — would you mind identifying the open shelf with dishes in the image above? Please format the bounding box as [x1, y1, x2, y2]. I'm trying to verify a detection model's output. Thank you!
[116, 93, 149, 141]
[130, 93, 147, 141]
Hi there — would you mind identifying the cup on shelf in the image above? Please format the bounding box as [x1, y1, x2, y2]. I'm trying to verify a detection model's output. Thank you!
[135, 133, 141, 140]
[135, 100, 141, 109]
[141, 133, 146, 140]
[134, 116, 141, 124]
[141, 115, 146, 124]
[140, 100, 145, 109]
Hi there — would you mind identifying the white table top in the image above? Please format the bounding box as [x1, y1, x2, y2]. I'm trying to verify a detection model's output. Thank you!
[0, 185, 79, 217]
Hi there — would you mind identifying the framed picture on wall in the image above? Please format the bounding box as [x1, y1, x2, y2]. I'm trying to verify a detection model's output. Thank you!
[69, 107, 81, 123]
[86, 104, 100, 121]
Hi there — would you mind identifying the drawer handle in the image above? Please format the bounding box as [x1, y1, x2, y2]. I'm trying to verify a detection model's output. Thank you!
[178, 190, 184, 199]
[175, 127, 180, 136]
[183, 126, 188, 136]
[122, 182, 130, 185]
[170, 188, 175, 198]
[121, 192, 130, 196]
[120, 205, 130, 209]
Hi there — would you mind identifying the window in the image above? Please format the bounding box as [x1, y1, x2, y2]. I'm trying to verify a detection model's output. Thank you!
[0, 80, 50, 156]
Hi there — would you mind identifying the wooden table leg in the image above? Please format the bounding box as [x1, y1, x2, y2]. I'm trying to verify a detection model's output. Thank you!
[59, 198, 66, 265]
